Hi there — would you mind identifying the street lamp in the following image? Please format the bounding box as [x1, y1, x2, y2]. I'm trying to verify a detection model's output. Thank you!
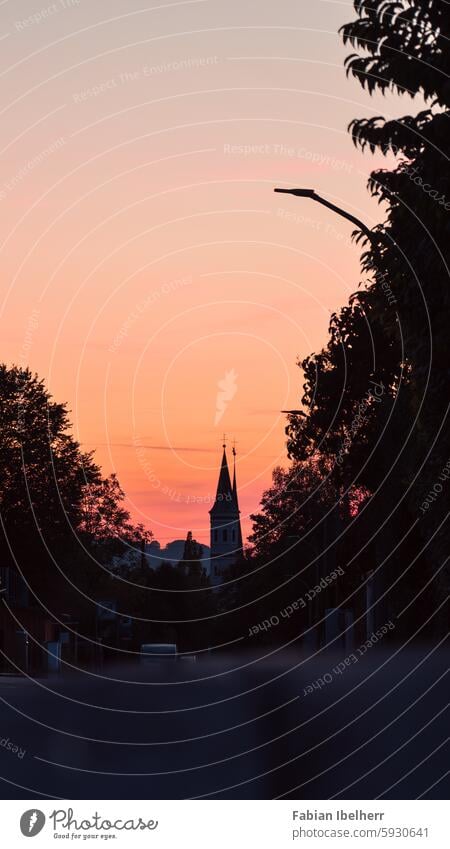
[274, 187, 375, 243]
[276, 187, 381, 416]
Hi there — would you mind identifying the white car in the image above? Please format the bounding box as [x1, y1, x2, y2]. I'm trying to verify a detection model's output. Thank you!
[140, 643, 177, 662]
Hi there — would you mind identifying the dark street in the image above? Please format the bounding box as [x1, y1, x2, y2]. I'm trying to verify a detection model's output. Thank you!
[0, 647, 447, 800]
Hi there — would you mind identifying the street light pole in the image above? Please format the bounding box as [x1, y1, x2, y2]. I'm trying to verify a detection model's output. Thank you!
[274, 187, 376, 243]
[276, 187, 378, 417]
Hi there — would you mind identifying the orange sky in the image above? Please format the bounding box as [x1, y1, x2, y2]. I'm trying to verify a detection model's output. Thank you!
[0, 0, 405, 544]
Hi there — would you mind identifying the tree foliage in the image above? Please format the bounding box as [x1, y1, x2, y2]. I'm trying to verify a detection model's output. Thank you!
[0, 365, 151, 610]
[339, 1, 450, 608]
[242, 1, 449, 640]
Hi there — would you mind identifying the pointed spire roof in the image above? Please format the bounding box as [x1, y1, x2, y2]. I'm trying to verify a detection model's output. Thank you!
[216, 447, 232, 500]
[232, 444, 239, 511]
[232, 444, 243, 552]
[209, 444, 237, 517]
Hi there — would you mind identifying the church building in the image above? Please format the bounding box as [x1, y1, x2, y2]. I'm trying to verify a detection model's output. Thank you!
[209, 442, 243, 584]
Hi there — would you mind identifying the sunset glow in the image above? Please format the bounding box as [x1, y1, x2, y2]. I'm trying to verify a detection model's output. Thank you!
[1, 0, 398, 544]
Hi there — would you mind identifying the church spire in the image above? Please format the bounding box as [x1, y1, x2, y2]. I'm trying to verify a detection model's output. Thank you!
[232, 440, 239, 510]
[232, 440, 243, 552]
[212, 442, 233, 509]
[209, 440, 243, 582]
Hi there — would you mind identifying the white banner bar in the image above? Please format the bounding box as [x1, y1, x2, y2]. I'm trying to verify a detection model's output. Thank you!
[0, 800, 446, 848]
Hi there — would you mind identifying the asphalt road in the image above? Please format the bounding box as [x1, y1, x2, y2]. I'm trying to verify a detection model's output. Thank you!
[0, 646, 448, 799]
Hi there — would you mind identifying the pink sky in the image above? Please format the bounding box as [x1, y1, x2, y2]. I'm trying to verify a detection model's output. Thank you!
[0, 0, 404, 544]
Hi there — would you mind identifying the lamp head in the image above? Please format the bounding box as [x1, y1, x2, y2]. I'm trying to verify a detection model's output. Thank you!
[274, 187, 316, 197]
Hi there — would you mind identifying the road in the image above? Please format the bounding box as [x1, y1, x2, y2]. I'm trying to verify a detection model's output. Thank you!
[0, 646, 448, 799]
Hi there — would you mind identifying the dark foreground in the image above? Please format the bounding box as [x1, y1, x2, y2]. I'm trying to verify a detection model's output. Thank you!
[0, 646, 448, 799]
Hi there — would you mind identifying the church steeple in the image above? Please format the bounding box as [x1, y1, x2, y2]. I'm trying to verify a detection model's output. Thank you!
[211, 443, 233, 513]
[209, 440, 243, 583]
[232, 442, 243, 552]
[232, 441, 239, 509]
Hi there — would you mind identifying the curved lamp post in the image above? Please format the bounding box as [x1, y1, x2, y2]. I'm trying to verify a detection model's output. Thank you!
[274, 187, 375, 243]
[275, 187, 381, 415]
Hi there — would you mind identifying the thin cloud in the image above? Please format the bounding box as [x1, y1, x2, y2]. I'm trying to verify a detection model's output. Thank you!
[91, 442, 216, 453]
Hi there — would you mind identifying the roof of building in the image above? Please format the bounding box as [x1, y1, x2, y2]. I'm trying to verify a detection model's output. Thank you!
[209, 446, 239, 517]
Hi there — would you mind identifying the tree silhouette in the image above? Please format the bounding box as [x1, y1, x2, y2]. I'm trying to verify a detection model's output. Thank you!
[338, 0, 450, 630]
[0, 365, 151, 614]
[238, 2, 449, 640]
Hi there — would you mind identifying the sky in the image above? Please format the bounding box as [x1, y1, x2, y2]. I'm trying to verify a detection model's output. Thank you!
[0, 0, 406, 545]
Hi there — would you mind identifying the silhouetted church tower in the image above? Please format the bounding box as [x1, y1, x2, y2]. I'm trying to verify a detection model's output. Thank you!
[209, 441, 243, 583]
